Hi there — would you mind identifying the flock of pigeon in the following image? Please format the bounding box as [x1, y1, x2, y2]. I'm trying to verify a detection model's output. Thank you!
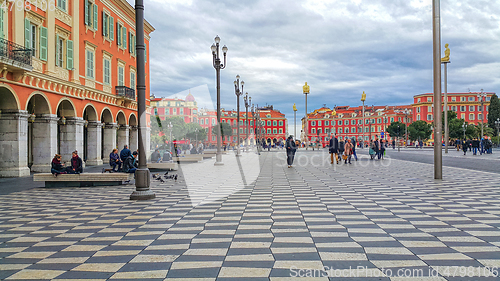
[152, 171, 178, 183]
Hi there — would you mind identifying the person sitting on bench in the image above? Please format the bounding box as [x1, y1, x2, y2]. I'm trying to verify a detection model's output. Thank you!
[109, 149, 122, 172]
[66, 150, 83, 174]
[51, 154, 66, 176]
[123, 151, 138, 173]
[151, 149, 161, 163]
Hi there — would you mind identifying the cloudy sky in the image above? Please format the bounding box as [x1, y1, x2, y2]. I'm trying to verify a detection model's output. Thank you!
[131, 0, 500, 135]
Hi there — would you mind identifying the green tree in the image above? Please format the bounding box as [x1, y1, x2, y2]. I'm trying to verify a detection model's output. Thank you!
[185, 123, 207, 141]
[487, 93, 500, 136]
[442, 110, 457, 128]
[212, 122, 233, 140]
[408, 121, 432, 141]
[386, 121, 406, 138]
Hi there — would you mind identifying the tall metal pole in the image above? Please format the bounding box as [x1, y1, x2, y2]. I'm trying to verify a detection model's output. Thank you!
[433, 0, 443, 179]
[244, 93, 250, 152]
[130, 0, 155, 200]
[211, 36, 227, 166]
[361, 91, 366, 148]
[443, 62, 449, 153]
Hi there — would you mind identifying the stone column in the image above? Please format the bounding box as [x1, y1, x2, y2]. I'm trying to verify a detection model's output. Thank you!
[129, 126, 138, 152]
[86, 121, 103, 166]
[117, 125, 130, 152]
[31, 114, 58, 173]
[102, 123, 118, 159]
[59, 117, 85, 165]
[146, 126, 151, 161]
[0, 110, 30, 177]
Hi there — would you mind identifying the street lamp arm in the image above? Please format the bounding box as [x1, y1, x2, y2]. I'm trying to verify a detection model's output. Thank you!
[221, 53, 227, 70]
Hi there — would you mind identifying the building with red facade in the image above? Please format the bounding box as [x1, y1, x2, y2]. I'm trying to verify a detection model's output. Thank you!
[0, 0, 153, 177]
[303, 105, 413, 147]
[412, 92, 493, 125]
[150, 93, 198, 123]
[198, 105, 287, 147]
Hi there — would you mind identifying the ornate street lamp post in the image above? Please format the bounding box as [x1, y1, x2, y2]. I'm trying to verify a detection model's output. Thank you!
[477, 89, 487, 138]
[130, 0, 155, 200]
[244, 93, 251, 152]
[234, 75, 244, 156]
[442, 43, 450, 154]
[211, 35, 228, 165]
[361, 91, 366, 148]
[495, 118, 500, 143]
[303, 82, 310, 149]
[167, 121, 173, 153]
[293, 103, 297, 140]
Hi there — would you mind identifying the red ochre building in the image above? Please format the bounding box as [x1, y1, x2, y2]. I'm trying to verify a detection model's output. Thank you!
[0, 0, 153, 177]
[412, 92, 493, 125]
[302, 105, 413, 147]
[198, 105, 287, 147]
[150, 93, 198, 124]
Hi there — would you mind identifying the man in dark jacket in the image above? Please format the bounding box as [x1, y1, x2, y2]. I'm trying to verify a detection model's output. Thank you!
[123, 151, 138, 173]
[374, 136, 381, 159]
[329, 134, 339, 164]
[66, 150, 83, 174]
[286, 136, 297, 168]
[472, 138, 479, 155]
[120, 145, 132, 162]
[351, 137, 358, 161]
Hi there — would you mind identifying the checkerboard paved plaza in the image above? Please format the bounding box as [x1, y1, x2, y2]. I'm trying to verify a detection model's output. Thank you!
[1, 151, 500, 280]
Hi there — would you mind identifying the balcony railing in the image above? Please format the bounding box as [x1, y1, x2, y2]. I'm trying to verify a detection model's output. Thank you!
[115, 86, 136, 100]
[0, 38, 32, 68]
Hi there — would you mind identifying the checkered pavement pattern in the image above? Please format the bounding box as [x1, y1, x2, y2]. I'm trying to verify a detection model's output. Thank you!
[1, 151, 500, 280]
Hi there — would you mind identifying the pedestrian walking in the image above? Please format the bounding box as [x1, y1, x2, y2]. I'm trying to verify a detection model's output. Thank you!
[329, 134, 339, 164]
[344, 139, 353, 164]
[472, 138, 479, 155]
[369, 140, 376, 160]
[351, 137, 358, 161]
[462, 139, 468, 155]
[286, 135, 297, 168]
[374, 136, 382, 160]
[380, 139, 385, 159]
[338, 138, 345, 163]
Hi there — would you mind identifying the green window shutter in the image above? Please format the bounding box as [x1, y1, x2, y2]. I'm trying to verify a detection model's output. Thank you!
[55, 35, 60, 66]
[39, 26, 48, 61]
[24, 18, 31, 49]
[66, 40, 73, 70]
[129, 32, 132, 53]
[93, 4, 98, 31]
[0, 10, 4, 39]
[122, 27, 126, 50]
[109, 16, 114, 41]
[84, 0, 90, 25]
[133, 35, 136, 56]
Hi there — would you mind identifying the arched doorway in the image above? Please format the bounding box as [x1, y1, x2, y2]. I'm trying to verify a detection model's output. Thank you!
[129, 114, 138, 152]
[116, 111, 128, 151]
[26, 93, 55, 172]
[83, 104, 102, 166]
[0, 86, 30, 177]
[101, 108, 115, 160]
[56, 99, 80, 164]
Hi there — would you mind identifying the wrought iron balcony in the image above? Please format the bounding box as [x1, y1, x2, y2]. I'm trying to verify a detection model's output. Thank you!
[0, 38, 33, 71]
[115, 86, 136, 100]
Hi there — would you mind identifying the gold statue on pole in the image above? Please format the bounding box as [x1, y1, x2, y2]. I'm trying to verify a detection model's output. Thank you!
[293, 103, 297, 111]
[361, 91, 366, 102]
[441, 43, 450, 62]
[303, 82, 310, 94]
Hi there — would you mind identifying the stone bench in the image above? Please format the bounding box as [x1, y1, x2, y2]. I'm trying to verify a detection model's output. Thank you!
[33, 173, 134, 188]
[147, 162, 178, 170]
[172, 155, 204, 162]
